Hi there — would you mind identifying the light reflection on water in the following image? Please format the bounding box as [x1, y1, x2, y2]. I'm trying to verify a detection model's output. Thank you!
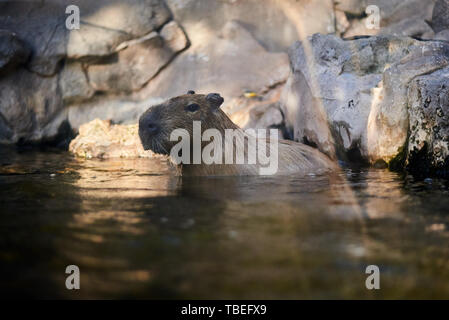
[0, 149, 448, 299]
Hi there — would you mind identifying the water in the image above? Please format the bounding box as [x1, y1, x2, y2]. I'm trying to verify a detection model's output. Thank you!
[1, 148, 449, 299]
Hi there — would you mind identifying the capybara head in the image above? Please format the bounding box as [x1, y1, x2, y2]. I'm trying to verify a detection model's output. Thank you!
[139, 91, 235, 155]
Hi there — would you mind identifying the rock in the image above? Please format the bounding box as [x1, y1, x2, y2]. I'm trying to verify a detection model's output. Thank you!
[435, 29, 449, 41]
[281, 34, 449, 169]
[139, 21, 290, 105]
[0, 112, 13, 142]
[67, 0, 172, 58]
[159, 20, 190, 52]
[0, 1, 68, 76]
[334, 0, 369, 16]
[226, 86, 285, 134]
[69, 118, 156, 159]
[380, 17, 434, 38]
[59, 62, 94, 104]
[87, 21, 188, 93]
[66, 25, 129, 61]
[343, 18, 379, 39]
[367, 40, 449, 165]
[341, 0, 436, 38]
[335, 11, 351, 36]
[0, 30, 30, 75]
[336, 0, 435, 23]
[0, 0, 171, 75]
[380, 0, 435, 27]
[0, 68, 64, 144]
[407, 67, 449, 176]
[67, 96, 164, 131]
[429, 0, 449, 34]
[232, 104, 285, 140]
[280, 61, 338, 159]
[166, 0, 335, 52]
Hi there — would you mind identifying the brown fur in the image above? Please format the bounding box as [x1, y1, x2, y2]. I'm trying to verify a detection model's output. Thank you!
[139, 93, 337, 176]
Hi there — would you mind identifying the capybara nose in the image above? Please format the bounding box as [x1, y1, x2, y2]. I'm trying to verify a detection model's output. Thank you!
[146, 121, 159, 135]
[139, 111, 161, 137]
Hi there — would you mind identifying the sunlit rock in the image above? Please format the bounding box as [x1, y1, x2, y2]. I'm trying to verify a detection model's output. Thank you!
[166, 0, 335, 52]
[69, 118, 158, 159]
[139, 21, 290, 105]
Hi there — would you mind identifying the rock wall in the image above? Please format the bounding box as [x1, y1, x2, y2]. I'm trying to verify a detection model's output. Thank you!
[276, 1, 449, 175]
[407, 67, 449, 175]
[1, 0, 449, 175]
[281, 34, 449, 173]
[0, 0, 180, 145]
[0, 0, 335, 146]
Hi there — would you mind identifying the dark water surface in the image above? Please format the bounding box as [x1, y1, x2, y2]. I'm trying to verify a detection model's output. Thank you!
[1, 149, 448, 299]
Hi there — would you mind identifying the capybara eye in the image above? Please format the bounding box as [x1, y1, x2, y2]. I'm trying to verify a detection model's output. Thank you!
[185, 103, 200, 112]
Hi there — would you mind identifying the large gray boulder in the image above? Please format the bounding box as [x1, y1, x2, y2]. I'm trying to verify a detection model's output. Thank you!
[367, 41, 449, 167]
[0, 1, 67, 76]
[59, 62, 94, 105]
[339, 0, 436, 39]
[435, 30, 449, 41]
[281, 34, 449, 172]
[0, 68, 64, 144]
[407, 67, 449, 175]
[0, 30, 30, 75]
[429, 0, 449, 34]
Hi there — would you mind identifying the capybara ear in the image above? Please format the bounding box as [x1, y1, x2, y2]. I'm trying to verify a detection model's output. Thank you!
[187, 90, 195, 94]
[206, 93, 224, 110]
